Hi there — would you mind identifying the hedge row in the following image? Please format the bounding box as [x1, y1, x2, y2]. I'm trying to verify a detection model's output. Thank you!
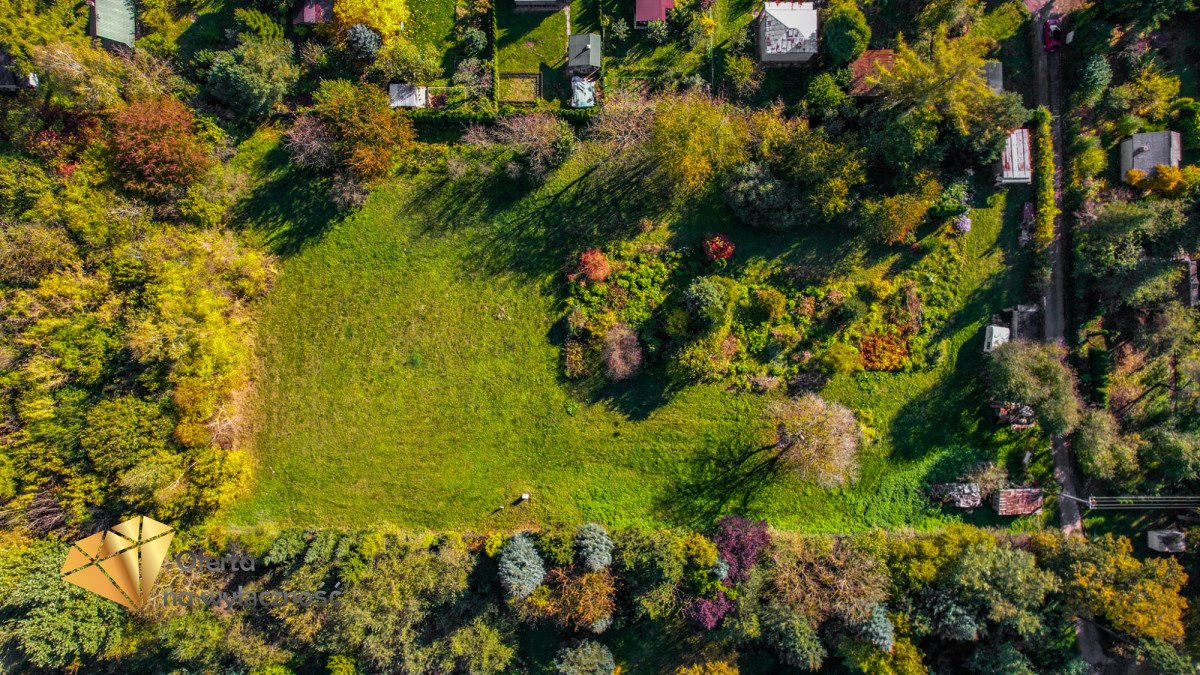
[1031, 106, 1059, 249]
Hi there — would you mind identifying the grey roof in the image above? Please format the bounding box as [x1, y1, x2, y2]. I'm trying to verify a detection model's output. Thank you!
[1120, 131, 1182, 179]
[567, 34, 601, 70]
[982, 60, 1003, 94]
[92, 0, 136, 47]
[388, 83, 427, 108]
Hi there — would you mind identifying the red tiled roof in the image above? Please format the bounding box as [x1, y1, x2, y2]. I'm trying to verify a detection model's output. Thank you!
[293, 0, 332, 25]
[636, 0, 674, 24]
[848, 49, 894, 96]
[994, 488, 1044, 516]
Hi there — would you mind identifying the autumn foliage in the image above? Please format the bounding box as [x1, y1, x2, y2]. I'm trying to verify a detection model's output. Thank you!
[702, 233, 735, 262]
[109, 97, 212, 197]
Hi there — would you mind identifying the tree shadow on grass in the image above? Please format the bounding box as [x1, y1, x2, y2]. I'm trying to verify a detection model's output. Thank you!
[236, 144, 341, 256]
[656, 438, 781, 528]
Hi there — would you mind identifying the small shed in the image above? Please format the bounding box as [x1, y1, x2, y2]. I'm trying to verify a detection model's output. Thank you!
[567, 33, 602, 75]
[570, 76, 596, 109]
[1120, 131, 1182, 183]
[848, 49, 894, 97]
[389, 83, 427, 108]
[758, 2, 819, 64]
[930, 483, 982, 508]
[1148, 530, 1187, 554]
[983, 324, 1010, 353]
[996, 128, 1032, 185]
[982, 60, 1003, 94]
[293, 0, 332, 24]
[993, 487, 1044, 516]
[635, 0, 675, 27]
[89, 0, 136, 49]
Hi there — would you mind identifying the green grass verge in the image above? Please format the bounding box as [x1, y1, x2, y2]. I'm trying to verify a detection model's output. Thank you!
[226, 132, 1036, 534]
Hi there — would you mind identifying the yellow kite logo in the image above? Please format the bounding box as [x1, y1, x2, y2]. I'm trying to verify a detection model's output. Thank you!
[60, 516, 174, 609]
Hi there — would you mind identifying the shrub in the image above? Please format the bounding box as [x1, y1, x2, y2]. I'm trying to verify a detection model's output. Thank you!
[859, 192, 934, 245]
[206, 39, 299, 118]
[1031, 107, 1058, 249]
[545, 568, 617, 632]
[330, 173, 368, 210]
[334, 0, 410, 38]
[1070, 133, 1107, 182]
[770, 393, 861, 487]
[751, 288, 787, 323]
[822, 0, 870, 65]
[233, 8, 283, 41]
[684, 277, 733, 332]
[724, 53, 762, 99]
[609, 18, 630, 42]
[554, 641, 615, 675]
[1175, 99, 1200, 149]
[676, 663, 738, 675]
[806, 72, 848, 118]
[601, 324, 642, 381]
[855, 604, 895, 652]
[498, 533, 545, 600]
[1142, 164, 1182, 192]
[452, 57, 493, 99]
[710, 516, 769, 583]
[701, 234, 734, 263]
[859, 332, 909, 371]
[577, 249, 611, 282]
[372, 40, 442, 84]
[685, 592, 734, 630]
[762, 606, 826, 670]
[575, 523, 614, 571]
[724, 162, 798, 230]
[646, 20, 669, 44]
[283, 115, 335, 171]
[109, 97, 212, 197]
[931, 180, 969, 217]
[1077, 54, 1112, 108]
[478, 113, 576, 181]
[463, 27, 488, 55]
[345, 24, 382, 60]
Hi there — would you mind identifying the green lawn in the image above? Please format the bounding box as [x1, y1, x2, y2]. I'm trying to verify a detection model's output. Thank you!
[226, 132, 1036, 534]
[496, 1, 571, 101]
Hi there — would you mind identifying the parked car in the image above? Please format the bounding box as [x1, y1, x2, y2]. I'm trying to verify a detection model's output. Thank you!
[1043, 18, 1064, 52]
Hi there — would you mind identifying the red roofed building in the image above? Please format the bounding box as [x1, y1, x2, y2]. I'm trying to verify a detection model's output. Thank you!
[847, 49, 894, 97]
[293, 0, 332, 25]
[993, 488, 1044, 516]
[635, 0, 674, 27]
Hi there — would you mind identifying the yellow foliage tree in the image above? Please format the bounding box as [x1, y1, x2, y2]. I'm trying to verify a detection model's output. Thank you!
[334, 0, 411, 39]
[646, 93, 750, 197]
[1143, 164, 1182, 192]
[676, 662, 739, 675]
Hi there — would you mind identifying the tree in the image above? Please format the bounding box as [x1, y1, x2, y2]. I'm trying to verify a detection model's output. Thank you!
[807, 72, 850, 118]
[916, 0, 983, 36]
[233, 8, 283, 41]
[724, 53, 762, 99]
[822, 0, 870, 65]
[987, 341, 1081, 435]
[1073, 409, 1140, 483]
[334, 0, 411, 39]
[498, 533, 545, 600]
[948, 543, 1060, 638]
[575, 523, 614, 571]
[312, 80, 414, 181]
[206, 39, 299, 118]
[109, 97, 212, 196]
[768, 534, 887, 624]
[854, 604, 896, 652]
[1103, 0, 1197, 32]
[859, 191, 934, 245]
[645, 93, 750, 198]
[601, 323, 642, 381]
[80, 396, 172, 475]
[684, 277, 736, 332]
[724, 162, 799, 231]
[545, 569, 617, 632]
[554, 640, 615, 675]
[711, 516, 770, 584]
[761, 604, 827, 670]
[469, 113, 576, 182]
[675, 662, 739, 675]
[283, 115, 336, 171]
[371, 40, 442, 84]
[1077, 55, 1112, 107]
[771, 394, 861, 487]
[345, 24, 382, 61]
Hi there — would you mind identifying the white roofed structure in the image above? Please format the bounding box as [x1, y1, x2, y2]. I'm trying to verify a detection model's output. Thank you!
[758, 2, 818, 64]
[997, 128, 1032, 185]
[389, 83, 427, 108]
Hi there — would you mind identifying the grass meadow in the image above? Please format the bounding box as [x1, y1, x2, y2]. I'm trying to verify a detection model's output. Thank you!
[224, 131, 1040, 534]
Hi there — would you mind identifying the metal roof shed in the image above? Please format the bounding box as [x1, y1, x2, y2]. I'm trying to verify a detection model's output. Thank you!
[635, 0, 674, 26]
[90, 0, 136, 48]
[389, 83, 427, 108]
[997, 128, 1032, 185]
[983, 325, 1010, 353]
[567, 34, 601, 73]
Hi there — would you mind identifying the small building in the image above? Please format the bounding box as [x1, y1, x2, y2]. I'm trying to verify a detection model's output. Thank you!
[0, 50, 37, 93]
[388, 83, 427, 108]
[993, 487, 1044, 516]
[992, 303, 1041, 342]
[635, 0, 674, 28]
[293, 0, 332, 24]
[89, 0, 136, 49]
[930, 483, 982, 508]
[567, 33, 602, 76]
[1120, 131, 1183, 183]
[1148, 530, 1187, 554]
[983, 324, 1010, 353]
[982, 60, 1003, 94]
[570, 76, 596, 109]
[996, 128, 1032, 185]
[847, 49, 894, 97]
[758, 2, 819, 65]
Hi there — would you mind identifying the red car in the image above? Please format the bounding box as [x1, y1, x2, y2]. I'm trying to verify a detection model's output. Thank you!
[1043, 18, 1064, 52]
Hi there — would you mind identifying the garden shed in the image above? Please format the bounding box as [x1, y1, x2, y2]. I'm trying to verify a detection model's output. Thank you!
[90, 0, 136, 49]
[1119, 131, 1182, 182]
[388, 83, 427, 108]
[996, 128, 1031, 185]
[993, 488, 1043, 516]
[848, 49, 894, 97]
[758, 2, 819, 64]
[635, 0, 674, 27]
[293, 0, 332, 24]
[567, 34, 602, 76]
[982, 324, 1009, 353]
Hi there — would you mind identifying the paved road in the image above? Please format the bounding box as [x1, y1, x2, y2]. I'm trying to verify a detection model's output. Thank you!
[1031, 7, 1109, 669]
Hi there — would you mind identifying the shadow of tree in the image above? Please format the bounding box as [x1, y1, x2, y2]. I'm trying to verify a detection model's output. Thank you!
[235, 144, 341, 256]
[657, 438, 781, 528]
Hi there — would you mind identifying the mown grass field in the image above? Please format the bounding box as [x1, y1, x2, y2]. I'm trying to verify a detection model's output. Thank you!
[225, 130, 1038, 534]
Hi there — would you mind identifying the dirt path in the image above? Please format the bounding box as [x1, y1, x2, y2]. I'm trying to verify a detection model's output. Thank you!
[1031, 6, 1110, 669]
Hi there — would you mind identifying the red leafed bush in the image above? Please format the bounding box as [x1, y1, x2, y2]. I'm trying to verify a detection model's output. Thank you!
[702, 234, 734, 262]
[859, 332, 910, 371]
[578, 249, 612, 282]
[110, 97, 212, 197]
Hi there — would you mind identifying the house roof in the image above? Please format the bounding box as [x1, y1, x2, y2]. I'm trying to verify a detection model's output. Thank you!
[568, 33, 602, 70]
[848, 49, 894, 96]
[91, 0, 136, 47]
[635, 0, 674, 24]
[994, 488, 1043, 516]
[388, 83, 427, 108]
[999, 128, 1032, 183]
[293, 0, 332, 24]
[1120, 131, 1182, 178]
[982, 60, 1003, 93]
[761, 2, 818, 56]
